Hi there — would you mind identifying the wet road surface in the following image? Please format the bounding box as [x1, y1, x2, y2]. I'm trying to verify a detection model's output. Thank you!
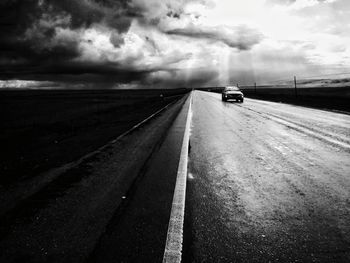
[184, 91, 350, 262]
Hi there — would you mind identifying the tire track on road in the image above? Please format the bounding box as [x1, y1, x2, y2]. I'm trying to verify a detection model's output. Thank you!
[239, 104, 350, 149]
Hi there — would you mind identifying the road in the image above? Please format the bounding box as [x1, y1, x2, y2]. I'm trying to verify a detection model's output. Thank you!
[0, 90, 349, 262]
[184, 91, 350, 262]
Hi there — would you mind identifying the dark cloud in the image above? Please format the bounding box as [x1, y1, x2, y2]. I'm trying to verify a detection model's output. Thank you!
[126, 0, 215, 27]
[166, 24, 263, 50]
[0, 61, 152, 84]
[52, 0, 133, 32]
[110, 31, 125, 47]
[0, 0, 261, 88]
[0, 0, 133, 43]
[0, 0, 141, 82]
[145, 67, 219, 88]
[167, 11, 181, 19]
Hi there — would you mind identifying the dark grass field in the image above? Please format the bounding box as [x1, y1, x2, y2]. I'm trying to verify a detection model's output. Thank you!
[0, 89, 189, 186]
[241, 86, 350, 112]
[198, 86, 350, 112]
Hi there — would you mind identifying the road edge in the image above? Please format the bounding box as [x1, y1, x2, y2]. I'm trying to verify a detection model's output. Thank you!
[163, 92, 193, 263]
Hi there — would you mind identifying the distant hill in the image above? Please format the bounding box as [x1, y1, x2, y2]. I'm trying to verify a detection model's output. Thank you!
[296, 78, 350, 88]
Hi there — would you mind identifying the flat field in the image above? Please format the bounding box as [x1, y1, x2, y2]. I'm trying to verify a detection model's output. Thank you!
[241, 86, 350, 112]
[0, 89, 188, 186]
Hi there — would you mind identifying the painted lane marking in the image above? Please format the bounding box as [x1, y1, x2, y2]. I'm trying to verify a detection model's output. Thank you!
[163, 93, 193, 263]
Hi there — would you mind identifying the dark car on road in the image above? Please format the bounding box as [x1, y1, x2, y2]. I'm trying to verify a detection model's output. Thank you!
[222, 86, 244, 102]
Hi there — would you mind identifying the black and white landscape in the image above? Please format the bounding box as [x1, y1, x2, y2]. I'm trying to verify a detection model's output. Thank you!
[0, 1, 349, 262]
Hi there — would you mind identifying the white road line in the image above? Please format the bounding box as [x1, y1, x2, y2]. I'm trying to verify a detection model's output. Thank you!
[163, 93, 192, 263]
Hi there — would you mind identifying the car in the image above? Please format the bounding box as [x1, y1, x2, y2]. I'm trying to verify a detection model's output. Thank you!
[221, 86, 244, 102]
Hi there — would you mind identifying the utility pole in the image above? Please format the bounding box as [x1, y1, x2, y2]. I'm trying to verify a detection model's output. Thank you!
[254, 82, 257, 95]
[294, 76, 297, 99]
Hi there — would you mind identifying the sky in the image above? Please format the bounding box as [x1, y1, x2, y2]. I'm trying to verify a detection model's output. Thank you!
[0, 0, 349, 88]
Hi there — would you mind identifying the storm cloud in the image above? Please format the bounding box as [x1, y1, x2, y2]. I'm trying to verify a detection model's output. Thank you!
[166, 24, 263, 50]
[0, 0, 217, 86]
[0, 0, 132, 65]
[0, 0, 348, 88]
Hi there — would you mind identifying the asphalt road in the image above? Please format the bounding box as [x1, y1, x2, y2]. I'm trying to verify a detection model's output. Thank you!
[1, 90, 349, 263]
[184, 91, 350, 262]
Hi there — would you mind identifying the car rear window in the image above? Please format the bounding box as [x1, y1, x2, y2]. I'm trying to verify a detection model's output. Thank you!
[225, 87, 239, 91]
